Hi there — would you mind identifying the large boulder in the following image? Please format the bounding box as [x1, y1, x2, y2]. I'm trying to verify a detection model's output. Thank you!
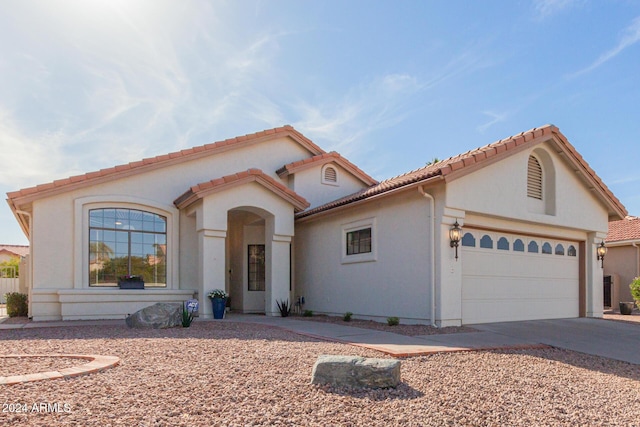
[125, 303, 182, 329]
[311, 355, 401, 388]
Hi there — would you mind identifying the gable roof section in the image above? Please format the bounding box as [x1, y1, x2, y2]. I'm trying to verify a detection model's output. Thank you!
[297, 124, 627, 220]
[606, 216, 640, 244]
[174, 168, 309, 212]
[0, 245, 29, 258]
[7, 125, 324, 207]
[276, 151, 378, 186]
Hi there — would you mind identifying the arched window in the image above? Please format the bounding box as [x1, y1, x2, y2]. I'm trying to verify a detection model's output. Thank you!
[89, 208, 167, 287]
[461, 233, 476, 247]
[555, 244, 565, 255]
[528, 241, 539, 253]
[568, 245, 577, 257]
[322, 164, 338, 185]
[497, 237, 510, 251]
[514, 239, 525, 252]
[542, 242, 552, 254]
[480, 235, 493, 249]
[527, 155, 543, 200]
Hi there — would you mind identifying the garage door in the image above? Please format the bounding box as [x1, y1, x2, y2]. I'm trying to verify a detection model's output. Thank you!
[461, 229, 579, 324]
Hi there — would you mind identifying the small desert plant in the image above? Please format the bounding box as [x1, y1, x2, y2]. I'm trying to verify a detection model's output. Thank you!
[343, 311, 353, 322]
[387, 316, 400, 326]
[303, 309, 313, 317]
[5, 292, 28, 317]
[277, 299, 291, 317]
[182, 300, 198, 327]
[630, 277, 640, 305]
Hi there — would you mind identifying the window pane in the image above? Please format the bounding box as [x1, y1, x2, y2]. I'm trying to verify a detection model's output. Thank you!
[248, 245, 266, 291]
[514, 239, 525, 252]
[568, 245, 577, 257]
[480, 235, 493, 249]
[555, 244, 565, 255]
[528, 241, 539, 253]
[542, 242, 552, 254]
[497, 237, 510, 251]
[462, 233, 475, 247]
[89, 208, 167, 287]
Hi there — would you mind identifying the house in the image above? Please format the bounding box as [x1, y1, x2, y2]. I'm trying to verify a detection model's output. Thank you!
[6, 124, 626, 325]
[0, 244, 29, 264]
[604, 216, 640, 307]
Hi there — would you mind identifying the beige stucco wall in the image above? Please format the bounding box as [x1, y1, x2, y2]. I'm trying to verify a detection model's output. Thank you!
[295, 189, 433, 323]
[604, 245, 637, 303]
[445, 142, 610, 322]
[290, 163, 369, 209]
[26, 136, 316, 320]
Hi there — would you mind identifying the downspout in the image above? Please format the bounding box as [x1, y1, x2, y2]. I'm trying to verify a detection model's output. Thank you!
[633, 243, 640, 279]
[15, 210, 33, 318]
[418, 186, 437, 328]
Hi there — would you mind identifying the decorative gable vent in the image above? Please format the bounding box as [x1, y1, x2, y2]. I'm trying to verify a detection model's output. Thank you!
[323, 166, 337, 183]
[527, 155, 543, 200]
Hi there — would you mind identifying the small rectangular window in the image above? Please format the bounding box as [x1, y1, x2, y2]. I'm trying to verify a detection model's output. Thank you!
[346, 228, 372, 255]
[248, 244, 265, 291]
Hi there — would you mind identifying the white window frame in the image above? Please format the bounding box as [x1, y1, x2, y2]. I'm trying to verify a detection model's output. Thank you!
[341, 218, 377, 264]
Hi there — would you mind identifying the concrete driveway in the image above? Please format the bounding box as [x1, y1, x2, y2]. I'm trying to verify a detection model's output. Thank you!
[472, 318, 640, 365]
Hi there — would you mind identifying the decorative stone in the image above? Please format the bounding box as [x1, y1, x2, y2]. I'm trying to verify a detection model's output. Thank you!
[125, 303, 182, 329]
[311, 355, 401, 388]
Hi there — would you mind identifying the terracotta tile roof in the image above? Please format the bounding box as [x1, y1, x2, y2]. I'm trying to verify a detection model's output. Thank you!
[297, 124, 627, 220]
[0, 245, 29, 257]
[606, 216, 640, 243]
[7, 125, 324, 206]
[174, 169, 309, 212]
[276, 151, 378, 186]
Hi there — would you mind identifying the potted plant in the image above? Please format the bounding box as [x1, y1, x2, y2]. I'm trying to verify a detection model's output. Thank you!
[207, 289, 228, 319]
[118, 275, 144, 289]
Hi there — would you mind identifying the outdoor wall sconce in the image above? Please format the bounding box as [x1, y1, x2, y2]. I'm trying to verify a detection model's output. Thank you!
[449, 220, 462, 260]
[597, 241, 607, 268]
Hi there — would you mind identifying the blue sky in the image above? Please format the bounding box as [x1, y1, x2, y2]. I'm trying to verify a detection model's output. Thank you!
[1, 0, 639, 245]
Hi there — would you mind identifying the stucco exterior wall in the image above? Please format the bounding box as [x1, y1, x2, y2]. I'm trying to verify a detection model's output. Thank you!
[295, 189, 433, 323]
[446, 142, 609, 234]
[291, 163, 369, 209]
[26, 136, 314, 320]
[604, 245, 637, 303]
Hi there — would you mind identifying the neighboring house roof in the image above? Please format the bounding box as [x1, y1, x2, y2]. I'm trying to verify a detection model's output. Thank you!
[0, 245, 29, 258]
[174, 168, 310, 212]
[297, 124, 627, 221]
[7, 125, 324, 207]
[606, 216, 640, 244]
[276, 151, 378, 186]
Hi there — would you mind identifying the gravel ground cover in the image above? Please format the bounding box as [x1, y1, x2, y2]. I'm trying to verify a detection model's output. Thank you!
[0, 356, 81, 377]
[1, 321, 639, 426]
[294, 314, 476, 336]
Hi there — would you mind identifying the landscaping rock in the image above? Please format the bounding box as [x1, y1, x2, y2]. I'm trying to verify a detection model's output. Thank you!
[311, 355, 400, 388]
[125, 303, 182, 329]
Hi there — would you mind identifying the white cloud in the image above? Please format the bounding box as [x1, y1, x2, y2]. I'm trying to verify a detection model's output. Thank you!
[533, 0, 579, 20]
[477, 110, 510, 133]
[571, 16, 640, 77]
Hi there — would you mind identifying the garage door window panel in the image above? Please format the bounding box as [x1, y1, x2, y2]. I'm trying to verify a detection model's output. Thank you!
[555, 244, 565, 255]
[462, 233, 476, 247]
[528, 241, 539, 253]
[542, 242, 552, 254]
[480, 235, 493, 249]
[497, 237, 510, 251]
[514, 239, 525, 252]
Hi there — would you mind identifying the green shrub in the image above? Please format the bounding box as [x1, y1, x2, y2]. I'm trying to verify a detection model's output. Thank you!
[630, 277, 640, 303]
[387, 316, 399, 326]
[5, 292, 28, 317]
[303, 309, 313, 317]
[343, 311, 353, 322]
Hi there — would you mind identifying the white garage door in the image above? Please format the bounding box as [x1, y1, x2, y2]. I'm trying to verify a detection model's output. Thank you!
[461, 229, 579, 324]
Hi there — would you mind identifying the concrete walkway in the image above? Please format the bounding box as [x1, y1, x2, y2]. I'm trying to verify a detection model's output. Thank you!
[227, 315, 640, 364]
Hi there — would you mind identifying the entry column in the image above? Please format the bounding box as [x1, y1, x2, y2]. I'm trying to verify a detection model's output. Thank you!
[198, 229, 227, 318]
[265, 234, 291, 316]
